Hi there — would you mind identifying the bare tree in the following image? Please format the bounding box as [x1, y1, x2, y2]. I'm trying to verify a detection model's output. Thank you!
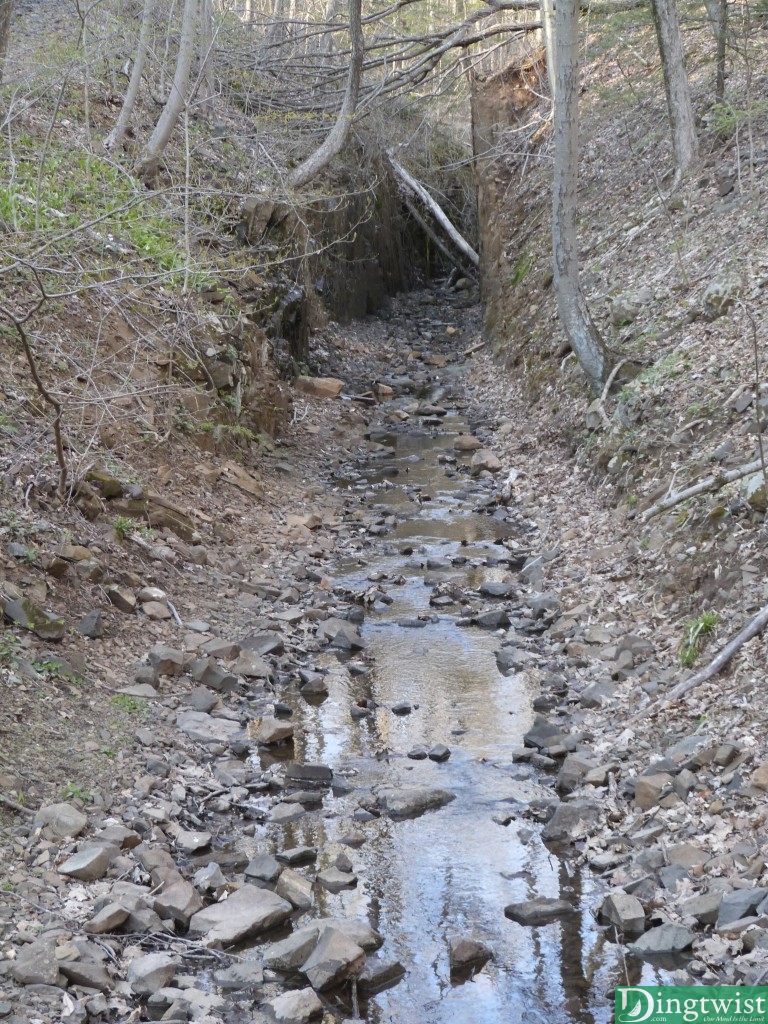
[651, 0, 698, 178]
[703, 0, 727, 104]
[552, 0, 612, 394]
[539, 0, 555, 97]
[287, 0, 364, 188]
[0, 0, 13, 83]
[105, 0, 157, 151]
[135, 0, 201, 182]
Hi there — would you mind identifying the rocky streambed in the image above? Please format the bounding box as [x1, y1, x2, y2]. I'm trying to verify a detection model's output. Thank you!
[4, 289, 768, 1024]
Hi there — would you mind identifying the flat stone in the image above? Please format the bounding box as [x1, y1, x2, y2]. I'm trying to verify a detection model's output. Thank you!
[83, 903, 129, 934]
[263, 929, 322, 972]
[454, 434, 482, 451]
[300, 927, 365, 991]
[317, 868, 358, 893]
[633, 773, 673, 810]
[245, 854, 282, 883]
[667, 843, 708, 869]
[141, 600, 171, 620]
[285, 763, 333, 785]
[234, 649, 272, 678]
[58, 958, 113, 993]
[4, 597, 66, 640]
[276, 846, 317, 866]
[479, 581, 515, 599]
[188, 885, 292, 948]
[541, 800, 601, 843]
[375, 786, 456, 820]
[681, 891, 722, 925]
[148, 645, 188, 676]
[504, 898, 576, 925]
[186, 686, 219, 713]
[174, 830, 212, 854]
[11, 938, 59, 986]
[213, 959, 264, 991]
[295, 376, 345, 399]
[264, 987, 323, 1023]
[628, 923, 695, 955]
[717, 889, 768, 928]
[126, 952, 178, 996]
[34, 802, 87, 838]
[251, 717, 294, 745]
[59, 844, 116, 881]
[750, 763, 768, 790]
[176, 710, 244, 745]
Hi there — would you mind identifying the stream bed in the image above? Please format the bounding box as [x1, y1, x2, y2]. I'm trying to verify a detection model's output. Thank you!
[256, 385, 625, 1023]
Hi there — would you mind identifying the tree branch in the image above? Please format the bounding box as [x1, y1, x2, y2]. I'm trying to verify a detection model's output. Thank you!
[641, 457, 765, 521]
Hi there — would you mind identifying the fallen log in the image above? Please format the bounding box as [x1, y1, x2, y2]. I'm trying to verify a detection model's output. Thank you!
[387, 151, 479, 267]
[642, 457, 767, 521]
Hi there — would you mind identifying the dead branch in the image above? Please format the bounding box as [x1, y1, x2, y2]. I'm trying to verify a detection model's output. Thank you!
[597, 358, 628, 427]
[0, 267, 69, 501]
[0, 792, 36, 818]
[630, 602, 768, 723]
[641, 457, 765, 521]
[402, 195, 473, 279]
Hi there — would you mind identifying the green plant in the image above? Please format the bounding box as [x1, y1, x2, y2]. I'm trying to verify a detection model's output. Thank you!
[62, 782, 90, 802]
[0, 630, 22, 665]
[113, 515, 134, 541]
[110, 694, 142, 713]
[679, 611, 718, 668]
[511, 251, 533, 286]
[101, 747, 117, 760]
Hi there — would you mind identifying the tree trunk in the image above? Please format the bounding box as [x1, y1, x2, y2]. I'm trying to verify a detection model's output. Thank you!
[0, 0, 13, 83]
[105, 0, 157, 151]
[287, 0, 363, 189]
[552, 0, 612, 396]
[650, 0, 698, 177]
[539, 0, 555, 97]
[198, 0, 216, 115]
[135, 0, 200, 182]
[703, 0, 727, 105]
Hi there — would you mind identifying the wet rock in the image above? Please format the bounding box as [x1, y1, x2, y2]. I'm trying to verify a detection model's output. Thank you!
[318, 867, 358, 893]
[188, 885, 292, 948]
[428, 743, 451, 762]
[540, 799, 600, 843]
[245, 854, 282, 884]
[391, 701, 412, 715]
[276, 846, 317, 866]
[4, 597, 66, 640]
[375, 786, 456, 820]
[286, 763, 333, 785]
[317, 617, 365, 650]
[479, 581, 515, 599]
[276, 868, 314, 910]
[628, 924, 695, 955]
[127, 952, 178, 996]
[264, 986, 323, 1023]
[407, 745, 429, 760]
[495, 646, 533, 674]
[34, 802, 87, 838]
[523, 716, 565, 750]
[448, 936, 493, 975]
[176, 710, 244, 745]
[358, 957, 406, 994]
[301, 927, 365, 991]
[598, 893, 645, 935]
[300, 675, 329, 697]
[59, 844, 117, 881]
[504, 898, 576, 925]
[11, 938, 60, 986]
[250, 717, 294, 745]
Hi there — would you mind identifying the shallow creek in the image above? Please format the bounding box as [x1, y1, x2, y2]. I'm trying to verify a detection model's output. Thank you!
[252, 384, 671, 1022]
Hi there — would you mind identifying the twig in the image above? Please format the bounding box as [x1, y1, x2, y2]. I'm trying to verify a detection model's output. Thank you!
[166, 600, 183, 626]
[463, 339, 487, 357]
[641, 457, 766, 521]
[0, 266, 68, 500]
[629, 601, 768, 723]
[597, 358, 628, 427]
[0, 792, 36, 818]
[745, 303, 768, 500]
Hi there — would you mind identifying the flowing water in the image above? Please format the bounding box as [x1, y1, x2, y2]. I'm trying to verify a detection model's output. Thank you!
[251, 386, 669, 1022]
